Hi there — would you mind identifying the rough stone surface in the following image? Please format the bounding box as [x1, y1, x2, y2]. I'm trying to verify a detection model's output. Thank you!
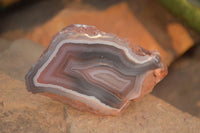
[26, 0, 196, 66]
[153, 45, 200, 118]
[0, 0, 196, 66]
[0, 39, 45, 81]
[0, 39, 11, 53]
[0, 39, 200, 133]
[0, 71, 200, 133]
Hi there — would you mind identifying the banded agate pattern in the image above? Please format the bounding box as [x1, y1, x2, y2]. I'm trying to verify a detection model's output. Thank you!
[25, 24, 167, 115]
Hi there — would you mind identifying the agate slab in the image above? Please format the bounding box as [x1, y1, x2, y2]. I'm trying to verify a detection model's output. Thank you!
[25, 24, 167, 115]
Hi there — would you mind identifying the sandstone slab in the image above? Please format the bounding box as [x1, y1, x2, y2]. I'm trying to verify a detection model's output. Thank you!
[153, 45, 200, 118]
[26, 0, 196, 66]
[0, 39, 11, 53]
[0, 71, 200, 133]
[0, 39, 45, 81]
[0, 38, 199, 133]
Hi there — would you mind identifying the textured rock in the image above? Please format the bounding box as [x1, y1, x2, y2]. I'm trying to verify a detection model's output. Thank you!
[0, 0, 197, 66]
[0, 71, 200, 133]
[153, 45, 200, 118]
[0, 39, 11, 52]
[0, 72, 200, 133]
[0, 39, 200, 132]
[26, 1, 196, 66]
[0, 39, 45, 81]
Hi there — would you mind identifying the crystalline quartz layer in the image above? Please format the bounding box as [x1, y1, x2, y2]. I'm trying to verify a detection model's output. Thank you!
[25, 24, 167, 115]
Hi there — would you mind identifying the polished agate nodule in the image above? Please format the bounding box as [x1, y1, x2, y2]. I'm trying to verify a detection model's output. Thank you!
[26, 24, 167, 115]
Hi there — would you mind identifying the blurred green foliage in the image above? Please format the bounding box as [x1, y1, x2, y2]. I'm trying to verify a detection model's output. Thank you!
[159, 0, 200, 33]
